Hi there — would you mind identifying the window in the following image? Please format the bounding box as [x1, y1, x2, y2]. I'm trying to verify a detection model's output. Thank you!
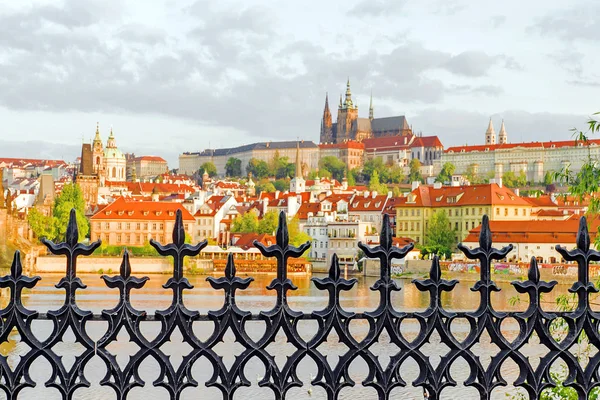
[504, 208, 508, 216]
[513, 209, 518, 216]
[496, 208, 500, 216]
[416, 222, 420, 230]
[411, 209, 415, 217]
[454, 222, 458, 230]
[522, 209, 526, 216]
[160, 223, 164, 230]
[144, 223, 148, 230]
[411, 222, 414, 230]
[472, 208, 475, 215]
[466, 208, 469, 216]
[448, 209, 452, 217]
[105, 222, 110, 229]
[95, 223, 100, 230]
[116, 234, 121, 242]
[117, 223, 122, 230]
[471, 221, 475, 229]
[126, 223, 131, 230]
[136, 223, 141, 230]
[465, 222, 468, 230]
[479, 208, 482, 215]
[416, 209, 420, 216]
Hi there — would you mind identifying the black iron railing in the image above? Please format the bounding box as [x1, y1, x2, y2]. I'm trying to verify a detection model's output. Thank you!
[0, 209, 598, 399]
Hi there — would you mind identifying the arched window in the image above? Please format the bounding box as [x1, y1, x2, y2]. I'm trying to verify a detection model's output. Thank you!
[112, 167, 116, 178]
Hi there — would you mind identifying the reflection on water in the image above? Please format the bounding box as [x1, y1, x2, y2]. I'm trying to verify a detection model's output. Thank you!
[0, 271, 584, 399]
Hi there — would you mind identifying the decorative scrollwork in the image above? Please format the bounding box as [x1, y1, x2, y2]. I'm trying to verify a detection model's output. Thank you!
[0, 210, 598, 399]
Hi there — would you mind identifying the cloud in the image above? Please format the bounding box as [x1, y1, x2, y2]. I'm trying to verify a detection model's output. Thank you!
[346, 0, 406, 17]
[444, 51, 497, 77]
[531, 3, 600, 42]
[490, 15, 506, 28]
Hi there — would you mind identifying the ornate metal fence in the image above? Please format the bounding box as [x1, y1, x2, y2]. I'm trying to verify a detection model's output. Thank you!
[0, 209, 598, 399]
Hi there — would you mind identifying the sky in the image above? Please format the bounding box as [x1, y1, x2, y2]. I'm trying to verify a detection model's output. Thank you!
[0, 0, 598, 166]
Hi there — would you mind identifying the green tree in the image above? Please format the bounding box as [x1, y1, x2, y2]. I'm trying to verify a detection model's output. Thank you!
[199, 162, 217, 177]
[53, 183, 89, 241]
[388, 165, 405, 184]
[273, 179, 288, 192]
[347, 169, 357, 186]
[28, 208, 56, 240]
[287, 216, 312, 257]
[258, 210, 279, 234]
[423, 210, 456, 259]
[256, 181, 276, 194]
[368, 170, 388, 194]
[502, 171, 527, 188]
[543, 170, 554, 185]
[246, 158, 270, 179]
[436, 162, 456, 184]
[231, 212, 259, 233]
[225, 157, 242, 177]
[465, 163, 482, 184]
[319, 156, 346, 181]
[408, 158, 423, 183]
[362, 158, 386, 181]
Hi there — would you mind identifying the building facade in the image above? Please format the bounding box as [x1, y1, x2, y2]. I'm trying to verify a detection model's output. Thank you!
[179, 140, 319, 176]
[318, 141, 365, 170]
[128, 156, 168, 180]
[90, 197, 195, 246]
[439, 120, 600, 183]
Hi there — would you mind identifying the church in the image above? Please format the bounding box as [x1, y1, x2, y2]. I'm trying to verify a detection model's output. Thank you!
[320, 79, 412, 144]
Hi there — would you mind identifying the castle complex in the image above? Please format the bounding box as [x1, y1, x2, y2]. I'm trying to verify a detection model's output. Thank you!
[319, 79, 412, 144]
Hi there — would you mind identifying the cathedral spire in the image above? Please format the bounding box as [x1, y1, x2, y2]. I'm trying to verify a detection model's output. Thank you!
[485, 117, 496, 145]
[344, 77, 353, 108]
[498, 119, 507, 144]
[369, 90, 374, 120]
[93, 122, 101, 142]
[339, 94, 343, 108]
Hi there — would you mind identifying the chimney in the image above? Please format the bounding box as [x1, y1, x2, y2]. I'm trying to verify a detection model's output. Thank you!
[364, 191, 369, 198]
[275, 190, 280, 199]
[411, 181, 420, 191]
[514, 188, 520, 197]
[433, 182, 442, 189]
[262, 197, 268, 215]
[372, 191, 377, 198]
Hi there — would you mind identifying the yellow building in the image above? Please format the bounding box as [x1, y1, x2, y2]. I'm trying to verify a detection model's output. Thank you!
[395, 183, 532, 245]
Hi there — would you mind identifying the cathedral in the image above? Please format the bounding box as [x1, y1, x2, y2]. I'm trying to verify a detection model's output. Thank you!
[320, 79, 413, 144]
[78, 124, 126, 207]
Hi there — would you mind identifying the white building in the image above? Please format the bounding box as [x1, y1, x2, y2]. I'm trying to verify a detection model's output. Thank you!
[438, 120, 600, 183]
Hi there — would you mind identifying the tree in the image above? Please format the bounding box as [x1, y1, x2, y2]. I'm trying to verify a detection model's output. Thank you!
[362, 158, 386, 181]
[273, 179, 288, 192]
[388, 165, 405, 184]
[256, 181, 276, 194]
[347, 169, 357, 186]
[465, 163, 483, 184]
[246, 158, 270, 179]
[28, 208, 56, 240]
[199, 162, 217, 177]
[543, 170, 554, 186]
[502, 171, 527, 188]
[53, 183, 89, 241]
[368, 170, 388, 194]
[436, 162, 456, 184]
[225, 157, 242, 177]
[423, 210, 456, 259]
[319, 156, 346, 181]
[231, 212, 259, 233]
[287, 216, 312, 257]
[258, 210, 279, 234]
[408, 158, 423, 183]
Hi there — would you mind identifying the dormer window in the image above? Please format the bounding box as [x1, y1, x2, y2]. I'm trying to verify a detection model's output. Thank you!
[128, 211, 134, 216]
[143, 211, 149, 216]
[156, 211, 162, 216]
[105, 210, 112, 216]
[118, 211, 124, 216]
[169, 211, 174, 216]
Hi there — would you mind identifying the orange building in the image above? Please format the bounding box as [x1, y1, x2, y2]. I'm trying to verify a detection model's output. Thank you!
[90, 197, 195, 246]
[318, 140, 365, 170]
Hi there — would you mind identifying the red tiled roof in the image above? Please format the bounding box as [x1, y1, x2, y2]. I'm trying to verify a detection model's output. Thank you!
[134, 156, 167, 163]
[319, 141, 365, 149]
[446, 139, 600, 154]
[90, 197, 195, 221]
[363, 135, 411, 151]
[463, 217, 595, 244]
[349, 194, 389, 211]
[393, 237, 415, 247]
[411, 136, 443, 148]
[396, 183, 529, 208]
[232, 233, 275, 250]
[296, 203, 320, 220]
[104, 181, 195, 195]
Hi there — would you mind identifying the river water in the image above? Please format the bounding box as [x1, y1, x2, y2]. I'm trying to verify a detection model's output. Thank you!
[0, 270, 586, 399]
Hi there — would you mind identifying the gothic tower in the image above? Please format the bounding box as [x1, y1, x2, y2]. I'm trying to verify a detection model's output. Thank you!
[320, 93, 333, 143]
[92, 122, 104, 176]
[369, 91, 374, 120]
[336, 78, 358, 143]
[485, 118, 496, 145]
[498, 119, 508, 144]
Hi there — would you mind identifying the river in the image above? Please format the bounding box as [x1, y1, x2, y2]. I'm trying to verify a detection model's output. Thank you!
[0, 270, 587, 399]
